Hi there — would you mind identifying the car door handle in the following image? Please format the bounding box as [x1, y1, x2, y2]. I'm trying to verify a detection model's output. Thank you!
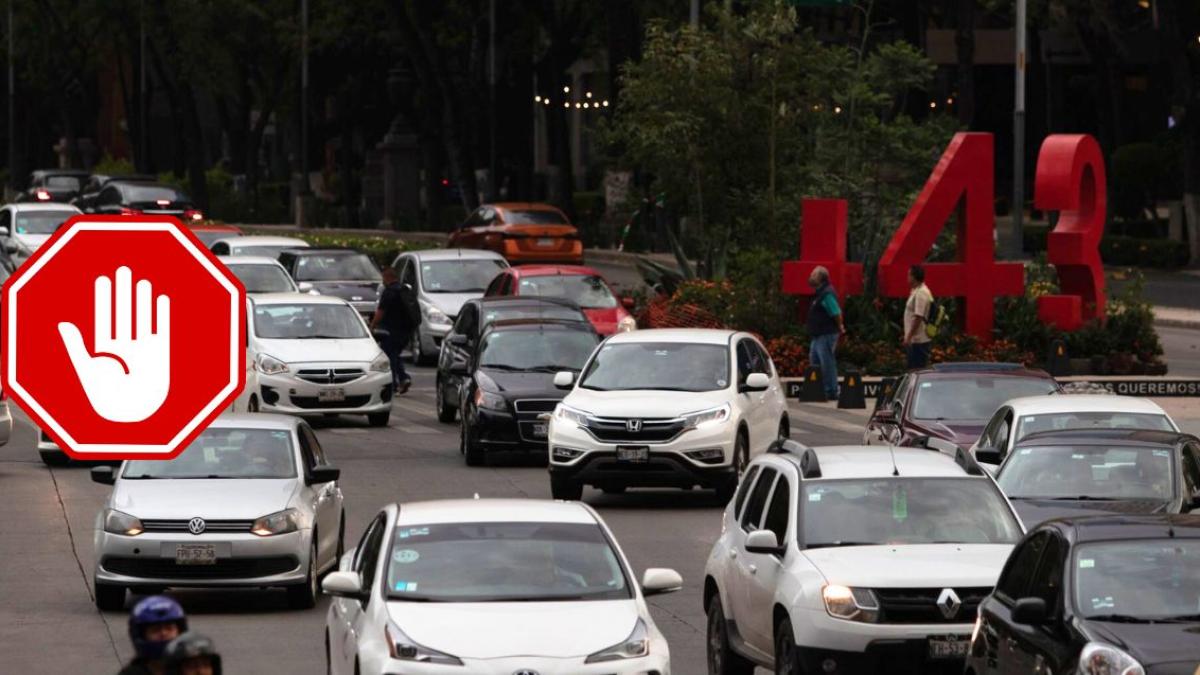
[748, 564, 757, 574]
[729, 549, 738, 559]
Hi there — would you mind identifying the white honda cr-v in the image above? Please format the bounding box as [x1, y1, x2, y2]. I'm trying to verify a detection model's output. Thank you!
[547, 328, 788, 503]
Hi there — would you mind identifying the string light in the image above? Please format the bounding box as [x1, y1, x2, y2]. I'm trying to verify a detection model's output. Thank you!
[574, 102, 581, 108]
[602, 100, 609, 107]
[586, 91, 592, 99]
[563, 85, 570, 93]
[834, 106, 842, 114]
[946, 97, 954, 105]
[534, 95, 542, 103]
[929, 101, 937, 109]
[563, 102, 569, 108]
[583, 102, 590, 108]
[543, 98, 549, 106]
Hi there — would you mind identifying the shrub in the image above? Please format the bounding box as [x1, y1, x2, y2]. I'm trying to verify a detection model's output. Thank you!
[286, 232, 415, 269]
[1023, 225, 1189, 268]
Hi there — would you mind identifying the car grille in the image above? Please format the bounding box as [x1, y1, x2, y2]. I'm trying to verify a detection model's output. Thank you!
[290, 394, 371, 409]
[873, 587, 991, 624]
[514, 399, 562, 443]
[140, 519, 254, 533]
[582, 417, 687, 443]
[513, 399, 559, 414]
[101, 555, 299, 579]
[295, 368, 365, 384]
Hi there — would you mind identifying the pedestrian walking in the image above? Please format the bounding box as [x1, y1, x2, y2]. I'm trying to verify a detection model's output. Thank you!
[807, 266, 845, 400]
[902, 264, 934, 369]
[163, 633, 222, 675]
[371, 267, 414, 395]
[117, 595, 188, 675]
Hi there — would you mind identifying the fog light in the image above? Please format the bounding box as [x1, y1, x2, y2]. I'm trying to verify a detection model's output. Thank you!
[685, 448, 724, 464]
[260, 386, 279, 405]
[822, 658, 838, 673]
[552, 446, 584, 460]
[380, 384, 393, 402]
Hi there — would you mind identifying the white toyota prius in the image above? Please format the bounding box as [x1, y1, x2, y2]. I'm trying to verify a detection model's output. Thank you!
[322, 498, 681, 674]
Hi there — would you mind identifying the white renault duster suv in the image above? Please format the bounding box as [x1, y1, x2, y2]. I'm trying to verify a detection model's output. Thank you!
[703, 440, 1024, 674]
[547, 329, 788, 503]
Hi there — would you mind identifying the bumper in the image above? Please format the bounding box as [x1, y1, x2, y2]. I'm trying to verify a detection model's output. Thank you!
[468, 406, 549, 451]
[418, 322, 451, 355]
[257, 370, 393, 415]
[0, 403, 10, 446]
[502, 238, 584, 264]
[361, 634, 669, 675]
[792, 607, 972, 674]
[94, 530, 310, 588]
[548, 419, 736, 488]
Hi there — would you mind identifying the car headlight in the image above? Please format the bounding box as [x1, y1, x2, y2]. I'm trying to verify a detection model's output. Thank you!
[474, 387, 507, 411]
[386, 620, 463, 665]
[256, 354, 289, 375]
[585, 618, 649, 663]
[370, 352, 391, 373]
[617, 315, 637, 332]
[421, 302, 451, 327]
[555, 403, 591, 427]
[250, 508, 300, 536]
[682, 403, 731, 430]
[1077, 642, 1144, 675]
[822, 585, 879, 623]
[103, 509, 144, 536]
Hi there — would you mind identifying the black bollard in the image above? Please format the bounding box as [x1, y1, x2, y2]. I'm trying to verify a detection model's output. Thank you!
[1046, 338, 1070, 377]
[799, 365, 827, 402]
[838, 370, 866, 409]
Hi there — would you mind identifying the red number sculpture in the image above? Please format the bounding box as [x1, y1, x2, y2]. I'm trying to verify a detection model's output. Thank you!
[877, 132, 1024, 342]
[781, 198, 864, 302]
[1034, 134, 1106, 331]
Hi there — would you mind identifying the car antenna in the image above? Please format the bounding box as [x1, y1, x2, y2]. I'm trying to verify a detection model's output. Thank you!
[888, 444, 900, 476]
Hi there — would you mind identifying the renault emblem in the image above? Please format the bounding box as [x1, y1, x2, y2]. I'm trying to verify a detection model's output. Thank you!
[187, 517, 206, 535]
[512, 671, 539, 675]
[626, 419, 642, 433]
[937, 588, 962, 619]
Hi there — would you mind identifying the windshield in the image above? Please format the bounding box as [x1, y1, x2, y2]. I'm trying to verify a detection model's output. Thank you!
[479, 329, 598, 371]
[1016, 412, 1175, 443]
[124, 185, 188, 204]
[385, 521, 630, 602]
[294, 253, 381, 282]
[997, 444, 1176, 501]
[229, 263, 297, 293]
[518, 274, 616, 309]
[580, 342, 730, 392]
[802, 478, 1022, 547]
[122, 428, 296, 479]
[420, 259, 505, 293]
[1075, 540, 1200, 620]
[912, 376, 1058, 420]
[12, 210, 76, 235]
[193, 230, 241, 247]
[45, 175, 82, 189]
[229, 244, 304, 258]
[505, 209, 567, 225]
[254, 303, 368, 339]
[481, 304, 586, 328]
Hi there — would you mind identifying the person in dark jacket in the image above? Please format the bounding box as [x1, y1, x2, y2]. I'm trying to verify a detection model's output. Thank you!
[807, 266, 845, 400]
[117, 595, 188, 675]
[371, 266, 414, 394]
[163, 633, 222, 675]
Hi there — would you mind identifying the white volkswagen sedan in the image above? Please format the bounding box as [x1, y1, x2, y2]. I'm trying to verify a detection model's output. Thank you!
[322, 498, 680, 675]
[547, 328, 789, 502]
[237, 293, 393, 425]
[209, 234, 309, 258]
[91, 414, 344, 610]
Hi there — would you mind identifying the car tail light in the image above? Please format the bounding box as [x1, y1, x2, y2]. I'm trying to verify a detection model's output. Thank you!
[35, 189, 51, 201]
[156, 199, 171, 206]
[184, 209, 204, 221]
[118, 207, 139, 215]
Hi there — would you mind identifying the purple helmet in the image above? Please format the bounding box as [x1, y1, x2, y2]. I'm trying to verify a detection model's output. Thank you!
[128, 595, 188, 659]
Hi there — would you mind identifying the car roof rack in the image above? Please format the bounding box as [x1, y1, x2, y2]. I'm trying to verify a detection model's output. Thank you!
[931, 362, 1023, 372]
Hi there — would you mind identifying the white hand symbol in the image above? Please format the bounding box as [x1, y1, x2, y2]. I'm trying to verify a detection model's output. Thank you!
[58, 266, 171, 422]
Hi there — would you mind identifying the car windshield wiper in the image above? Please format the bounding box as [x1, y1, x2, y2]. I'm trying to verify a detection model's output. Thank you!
[386, 594, 450, 602]
[294, 335, 354, 339]
[432, 287, 486, 293]
[120, 475, 159, 480]
[805, 541, 879, 549]
[1042, 496, 1117, 501]
[529, 365, 580, 372]
[1088, 613, 1162, 623]
[481, 363, 525, 371]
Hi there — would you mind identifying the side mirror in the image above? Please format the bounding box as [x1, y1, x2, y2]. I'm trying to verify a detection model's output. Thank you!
[0, 225, 9, 237]
[620, 296, 636, 310]
[297, 281, 314, 292]
[321, 571, 365, 599]
[90, 466, 116, 485]
[307, 465, 341, 485]
[1011, 597, 1048, 625]
[641, 568, 682, 597]
[447, 333, 469, 347]
[553, 371, 575, 389]
[974, 448, 1003, 466]
[742, 372, 770, 392]
[874, 408, 896, 423]
[745, 529, 785, 555]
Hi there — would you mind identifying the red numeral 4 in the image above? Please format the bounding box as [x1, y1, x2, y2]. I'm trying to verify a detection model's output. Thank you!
[781, 198, 864, 301]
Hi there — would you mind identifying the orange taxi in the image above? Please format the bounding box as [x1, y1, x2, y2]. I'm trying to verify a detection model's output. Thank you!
[448, 202, 583, 265]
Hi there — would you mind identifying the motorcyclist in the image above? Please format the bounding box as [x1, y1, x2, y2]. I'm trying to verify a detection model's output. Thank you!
[118, 595, 188, 675]
[163, 633, 222, 675]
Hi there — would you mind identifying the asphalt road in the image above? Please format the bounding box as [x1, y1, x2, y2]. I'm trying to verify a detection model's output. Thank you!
[0, 362, 865, 674]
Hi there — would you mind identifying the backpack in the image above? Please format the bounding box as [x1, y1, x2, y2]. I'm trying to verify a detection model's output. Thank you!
[925, 297, 947, 339]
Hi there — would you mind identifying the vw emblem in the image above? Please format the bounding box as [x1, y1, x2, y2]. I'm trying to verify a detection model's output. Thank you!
[626, 419, 642, 433]
[937, 588, 962, 620]
[351, 296, 363, 301]
[512, 671, 539, 675]
[187, 517, 206, 535]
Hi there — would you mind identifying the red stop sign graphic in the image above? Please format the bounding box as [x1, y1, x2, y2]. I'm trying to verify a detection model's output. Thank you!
[1, 217, 245, 460]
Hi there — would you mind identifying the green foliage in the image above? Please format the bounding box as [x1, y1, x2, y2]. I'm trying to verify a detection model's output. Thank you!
[91, 155, 137, 176]
[1023, 225, 1190, 268]
[1111, 143, 1169, 221]
[277, 232, 414, 269]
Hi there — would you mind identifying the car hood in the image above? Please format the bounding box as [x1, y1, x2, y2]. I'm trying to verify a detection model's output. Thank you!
[421, 292, 477, 318]
[804, 544, 1012, 588]
[1084, 619, 1200, 668]
[1012, 498, 1172, 528]
[13, 233, 51, 252]
[112, 479, 297, 519]
[582, 307, 624, 336]
[306, 281, 380, 303]
[564, 387, 731, 418]
[257, 337, 382, 364]
[910, 420, 985, 449]
[389, 599, 639, 659]
[482, 370, 568, 400]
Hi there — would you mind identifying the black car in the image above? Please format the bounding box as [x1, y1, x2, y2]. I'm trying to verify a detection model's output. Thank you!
[967, 515, 1200, 675]
[277, 248, 383, 320]
[435, 296, 592, 423]
[16, 169, 89, 203]
[88, 180, 203, 221]
[453, 319, 601, 466]
[71, 173, 157, 212]
[988, 429, 1200, 526]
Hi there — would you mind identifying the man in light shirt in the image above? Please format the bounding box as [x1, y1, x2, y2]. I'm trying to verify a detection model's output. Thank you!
[902, 264, 933, 369]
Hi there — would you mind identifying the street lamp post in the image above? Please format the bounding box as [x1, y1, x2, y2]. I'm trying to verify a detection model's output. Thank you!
[1010, 0, 1027, 257]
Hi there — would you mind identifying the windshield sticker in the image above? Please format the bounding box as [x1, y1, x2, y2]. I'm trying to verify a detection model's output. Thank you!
[392, 580, 419, 592]
[393, 549, 419, 564]
[808, 492, 822, 502]
[397, 527, 429, 539]
[1079, 558, 1095, 568]
[1091, 596, 1115, 610]
[1154, 450, 1169, 457]
[717, 379, 727, 387]
[920, 382, 932, 388]
[1018, 449, 1032, 455]
[655, 350, 668, 356]
[892, 489, 907, 521]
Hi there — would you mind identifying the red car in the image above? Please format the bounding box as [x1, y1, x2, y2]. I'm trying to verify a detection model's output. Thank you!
[483, 265, 636, 336]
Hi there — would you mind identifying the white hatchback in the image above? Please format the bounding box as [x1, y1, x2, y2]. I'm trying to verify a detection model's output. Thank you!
[322, 498, 680, 675]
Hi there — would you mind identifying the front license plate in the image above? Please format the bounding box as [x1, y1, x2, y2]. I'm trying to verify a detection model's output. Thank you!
[536, 237, 555, 247]
[616, 446, 649, 463]
[175, 544, 216, 566]
[318, 388, 345, 402]
[532, 423, 547, 437]
[927, 635, 969, 659]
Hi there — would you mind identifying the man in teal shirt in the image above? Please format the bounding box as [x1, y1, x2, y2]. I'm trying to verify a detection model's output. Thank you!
[807, 266, 845, 400]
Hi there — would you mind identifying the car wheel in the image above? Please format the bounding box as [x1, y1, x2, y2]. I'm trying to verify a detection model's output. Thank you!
[367, 410, 390, 427]
[733, 431, 749, 475]
[39, 449, 69, 466]
[461, 419, 484, 467]
[287, 538, 319, 609]
[435, 377, 456, 424]
[410, 329, 433, 366]
[707, 593, 754, 675]
[774, 616, 802, 675]
[336, 514, 346, 562]
[248, 395, 260, 413]
[550, 476, 584, 501]
[94, 581, 126, 611]
[778, 417, 790, 440]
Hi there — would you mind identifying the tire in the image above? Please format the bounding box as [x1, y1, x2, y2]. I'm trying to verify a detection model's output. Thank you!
[707, 593, 754, 675]
[248, 395, 260, 413]
[733, 431, 750, 475]
[367, 410, 390, 427]
[411, 329, 434, 366]
[435, 377, 457, 423]
[287, 538, 319, 609]
[94, 581, 126, 611]
[39, 450, 69, 466]
[461, 420, 484, 467]
[774, 616, 802, 675]
[550, 476, 584, 501]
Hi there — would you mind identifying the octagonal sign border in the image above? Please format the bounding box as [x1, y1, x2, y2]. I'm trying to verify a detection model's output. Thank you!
[1, 216, 245, 460]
